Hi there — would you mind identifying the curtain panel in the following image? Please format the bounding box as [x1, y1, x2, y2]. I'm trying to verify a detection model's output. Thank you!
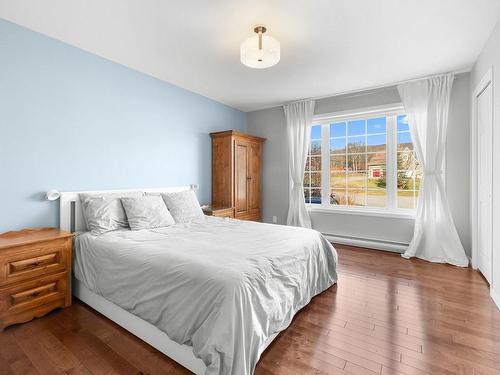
[284, 100, 315, 228]
[398, 74, 468, 266]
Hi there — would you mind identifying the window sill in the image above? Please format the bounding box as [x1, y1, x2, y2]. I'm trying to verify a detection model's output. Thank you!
[306, 205, 416, 219]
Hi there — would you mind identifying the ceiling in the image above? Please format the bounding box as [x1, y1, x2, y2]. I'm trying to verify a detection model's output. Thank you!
[1, 0, 500, 112]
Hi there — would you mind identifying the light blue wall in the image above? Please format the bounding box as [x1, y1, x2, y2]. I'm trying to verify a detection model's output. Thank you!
[0, 19, 246, 231]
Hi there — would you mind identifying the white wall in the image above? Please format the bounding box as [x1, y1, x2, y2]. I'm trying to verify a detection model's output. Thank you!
[246, 73, 471, 254]
[472, 18, 500, 307]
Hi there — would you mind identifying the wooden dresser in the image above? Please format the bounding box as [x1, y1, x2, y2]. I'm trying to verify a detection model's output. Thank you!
[0, 228, 73, 331]
[211, 130, 265, 221]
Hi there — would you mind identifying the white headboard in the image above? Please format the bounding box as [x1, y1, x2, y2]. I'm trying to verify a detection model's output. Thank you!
[59, 186, 191, 232]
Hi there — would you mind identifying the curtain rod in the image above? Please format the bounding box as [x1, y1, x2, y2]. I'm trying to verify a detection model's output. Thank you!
[284, 66, 471, 105]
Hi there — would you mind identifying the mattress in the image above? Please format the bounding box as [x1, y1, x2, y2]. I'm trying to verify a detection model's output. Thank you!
[73, 217, 338, 375]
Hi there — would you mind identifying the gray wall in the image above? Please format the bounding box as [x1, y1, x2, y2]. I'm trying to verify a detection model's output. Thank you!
[472, 18, 500, 302]
[247, 73, 471, 253]
[246, 107, 290, 227]
[446, 74, 471, 253]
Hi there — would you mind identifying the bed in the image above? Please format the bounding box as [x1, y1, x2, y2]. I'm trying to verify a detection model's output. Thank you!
[60, 187, 338, 375]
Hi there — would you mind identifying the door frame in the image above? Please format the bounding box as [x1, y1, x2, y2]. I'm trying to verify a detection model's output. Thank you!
[471, 67, 493, 272]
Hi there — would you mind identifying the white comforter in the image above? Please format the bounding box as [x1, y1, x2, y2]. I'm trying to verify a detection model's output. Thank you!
[74, 217, 338, 375]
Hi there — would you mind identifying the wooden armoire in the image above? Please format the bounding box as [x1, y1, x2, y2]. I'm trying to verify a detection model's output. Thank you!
[210, 131, 266, 221]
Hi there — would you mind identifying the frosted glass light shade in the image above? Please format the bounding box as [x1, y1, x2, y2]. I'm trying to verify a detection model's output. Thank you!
[240, 34, 280, 69]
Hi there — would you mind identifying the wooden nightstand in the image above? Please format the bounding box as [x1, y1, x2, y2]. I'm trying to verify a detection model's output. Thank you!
[0, 228, 73, 331]
[202, 206, 234, 218]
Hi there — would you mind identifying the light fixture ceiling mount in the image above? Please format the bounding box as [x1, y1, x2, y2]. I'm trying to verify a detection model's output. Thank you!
[240, 25, 280, 69]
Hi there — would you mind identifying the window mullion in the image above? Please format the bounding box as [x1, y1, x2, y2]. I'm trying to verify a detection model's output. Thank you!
[321, 123, 330, 206]
[386, 115, 397, 210]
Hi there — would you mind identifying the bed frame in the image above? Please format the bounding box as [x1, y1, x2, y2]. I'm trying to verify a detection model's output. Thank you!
[60, 187, 278, 375]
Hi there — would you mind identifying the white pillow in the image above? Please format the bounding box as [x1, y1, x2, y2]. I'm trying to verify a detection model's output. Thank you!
[161, 190, 204, 223]
[121, 196, 175, 230]
[80, 192, 142, 235]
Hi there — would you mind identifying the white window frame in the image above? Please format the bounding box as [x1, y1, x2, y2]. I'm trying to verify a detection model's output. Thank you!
[306, 103, 418, 219]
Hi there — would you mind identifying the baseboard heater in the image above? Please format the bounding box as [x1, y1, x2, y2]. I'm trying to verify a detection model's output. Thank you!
[323, 233, 408, 253]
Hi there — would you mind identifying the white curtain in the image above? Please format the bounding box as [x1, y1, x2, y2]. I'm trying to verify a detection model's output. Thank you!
[398, 74, 468, 266]
[284, 100, 315, 228]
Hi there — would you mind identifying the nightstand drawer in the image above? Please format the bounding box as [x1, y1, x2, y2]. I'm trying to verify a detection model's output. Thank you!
[212, 208, 234, 218]
[202, 206, 234, 218]
[0, 238, 69, 286]
[0, 271, 67, 314]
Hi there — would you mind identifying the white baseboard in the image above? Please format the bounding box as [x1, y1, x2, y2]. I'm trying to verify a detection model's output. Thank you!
[323, 233, 408, 253]
[491, 287, 500, 310]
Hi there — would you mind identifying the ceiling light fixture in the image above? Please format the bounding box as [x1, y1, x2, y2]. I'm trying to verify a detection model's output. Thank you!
[240, 26, 280, 69]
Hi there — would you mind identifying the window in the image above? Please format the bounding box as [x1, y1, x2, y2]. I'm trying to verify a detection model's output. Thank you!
[304, 106, 421, 212]
[329, 117, 387, 208]
[304, 125, 322, 204]
[396, 115, 421, 209]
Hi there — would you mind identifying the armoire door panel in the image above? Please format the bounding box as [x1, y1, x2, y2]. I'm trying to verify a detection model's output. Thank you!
[235, 141, 249, 215]
[211, 136, 233, 208]
[249, 142, 261, 214]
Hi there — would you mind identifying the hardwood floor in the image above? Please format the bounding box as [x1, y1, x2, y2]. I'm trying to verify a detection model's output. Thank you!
[1, 245, 499, 375]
